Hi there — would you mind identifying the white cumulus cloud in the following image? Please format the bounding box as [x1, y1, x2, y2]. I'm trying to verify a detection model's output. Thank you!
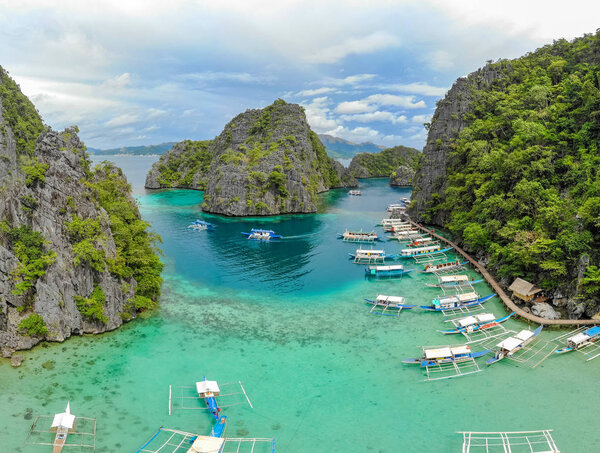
[303, 32, 401, 64]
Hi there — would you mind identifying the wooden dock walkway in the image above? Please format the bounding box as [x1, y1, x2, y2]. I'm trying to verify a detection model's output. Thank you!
[408, 221, 596, 327]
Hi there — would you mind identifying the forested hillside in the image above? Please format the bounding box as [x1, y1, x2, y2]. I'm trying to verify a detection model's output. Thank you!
[410, 31, 600, 317]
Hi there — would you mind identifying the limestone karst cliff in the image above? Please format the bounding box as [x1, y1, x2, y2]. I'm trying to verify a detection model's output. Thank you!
[145, 100, 356, 215]
[408, 31, 600, 318]
[0, 67, 163, 356]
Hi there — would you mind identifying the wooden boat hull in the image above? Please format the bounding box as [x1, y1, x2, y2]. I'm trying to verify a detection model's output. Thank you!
[53, 428, 68, 453]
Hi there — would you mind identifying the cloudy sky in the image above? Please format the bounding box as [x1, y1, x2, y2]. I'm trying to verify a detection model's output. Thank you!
[0, 0, 598, 149]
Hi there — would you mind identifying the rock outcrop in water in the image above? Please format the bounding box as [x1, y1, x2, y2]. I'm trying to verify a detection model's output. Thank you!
[408, 31, 600, 318]
[347, 146, 419, 184]
[145, 99, 356, 215]
[0, 66, 163, 356]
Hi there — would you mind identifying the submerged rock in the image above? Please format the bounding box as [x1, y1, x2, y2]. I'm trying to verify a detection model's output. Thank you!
[10, 354, 24, 367]
[146, 99, 356, 215]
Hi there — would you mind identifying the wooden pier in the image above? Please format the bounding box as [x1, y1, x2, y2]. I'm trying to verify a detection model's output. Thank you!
[408, 221, 596, 327]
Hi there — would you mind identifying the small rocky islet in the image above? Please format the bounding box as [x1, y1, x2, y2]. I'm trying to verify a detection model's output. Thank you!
[145, 99, 419, 216]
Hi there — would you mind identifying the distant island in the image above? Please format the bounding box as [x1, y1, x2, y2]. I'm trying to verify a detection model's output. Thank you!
[317, 134, 385, 159]
[87, 142, 177, 156]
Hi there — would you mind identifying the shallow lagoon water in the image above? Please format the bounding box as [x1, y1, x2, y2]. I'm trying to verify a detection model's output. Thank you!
[0, 157, 598, 452]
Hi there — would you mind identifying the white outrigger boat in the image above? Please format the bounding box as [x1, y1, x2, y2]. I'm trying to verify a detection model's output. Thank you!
[338, 229, 379, 242]
[486, 326, 543, 365]
[400, 244, 454, 258]
[364, 264, 413, 278]
[364, 295, 417, 316]
[348, 189, 362, 195]
[555, 326, 600, 357]
[440, 313, 514, 335]
[349, 247, 397, 263]
[421, 259, 467, 273]
[51, 403, 75, 453]
[426, 275, 484, 288]
[387, 203, 406, 212]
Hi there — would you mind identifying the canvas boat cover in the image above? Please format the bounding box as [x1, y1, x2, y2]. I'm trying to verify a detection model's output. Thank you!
[450, 345, 471, 355]
[585, 326, 600, 336]
[475, 313, 496, 323]
[187, 436, 225, 453]
[196, 381, 220, 395]
[425, 347, 452, 359]
[457, 292, 478, 302]
[402, 245, 439, 254]
[570, 332, 590, 344]
[51, 407, 75, 430]
[458, 316, 478, 327]
[376, 295, 405, 304]
[441, 275, 468, 283]
[382, 219, 408, 225]
[370, 265, 404, 271]
[356, 249, 384, 256]
[497, 337, 523, 351]
[515, 330, 534, 341]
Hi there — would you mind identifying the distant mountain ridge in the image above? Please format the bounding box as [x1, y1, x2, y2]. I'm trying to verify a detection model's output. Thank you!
[87, 142, 176, 156]
[318, 134, 385, 159]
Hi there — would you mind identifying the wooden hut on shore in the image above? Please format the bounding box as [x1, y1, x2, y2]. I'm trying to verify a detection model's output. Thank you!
[508, 278, 543, 303]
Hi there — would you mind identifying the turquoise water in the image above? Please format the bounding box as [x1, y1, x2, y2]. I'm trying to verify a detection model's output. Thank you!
[0, 158, 598, 452]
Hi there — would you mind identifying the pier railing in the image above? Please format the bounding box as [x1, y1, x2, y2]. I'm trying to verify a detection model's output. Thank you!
[408, 221, 596, 327]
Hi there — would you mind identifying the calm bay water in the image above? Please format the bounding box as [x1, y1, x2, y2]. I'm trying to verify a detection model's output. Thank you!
[0, 155, 597, 452]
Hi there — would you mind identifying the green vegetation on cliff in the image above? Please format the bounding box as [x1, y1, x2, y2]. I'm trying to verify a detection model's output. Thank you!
[424, 31, 600, 306]
[156, 140, 213, 188]
[146, 99, 355, 216]
[0, 66, 45, 155]
[349, 146, 419, 178]
[88, 162, 163, 304]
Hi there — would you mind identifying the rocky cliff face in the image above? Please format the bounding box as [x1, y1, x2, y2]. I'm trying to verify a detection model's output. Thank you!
[389, 165, 415, 186]
[0, 67, 162, 357]
[146, 100, 356, 215]
[408, 64, 504, 223]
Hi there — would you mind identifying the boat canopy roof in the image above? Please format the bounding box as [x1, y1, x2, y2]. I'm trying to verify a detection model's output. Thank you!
[356, 249, 384, 255]
[458, 292, 478, 302]
[376, 295, 405, 304]
[585, 326, 600, 336]
[425, 347, 452, 359]
[402, 245, 439, 253]
[250, 229, 275, 234]
[450, 345, 471, 355]
[196, 380, 220, 394]
[369, 265, 404, 271]
[570, 332, 590, 344]
[515, 330, 534, 341]
[441, 275, 469, 283]
[497, 337, 523, 351]
[187, 436, 225, 453]
[475, 313, 495, 322]
[458, 316, 478, 327]
[51, 404, 75, 429]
